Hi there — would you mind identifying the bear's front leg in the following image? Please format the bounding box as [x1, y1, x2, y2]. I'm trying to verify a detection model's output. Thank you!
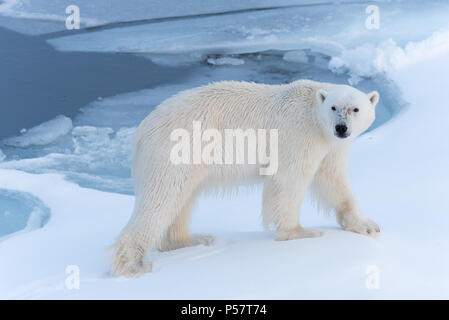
[312, 151, 380, 236]
[262, 174, 324, 241]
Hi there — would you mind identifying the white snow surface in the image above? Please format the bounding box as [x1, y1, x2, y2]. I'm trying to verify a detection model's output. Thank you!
[1, 51, 448, 298]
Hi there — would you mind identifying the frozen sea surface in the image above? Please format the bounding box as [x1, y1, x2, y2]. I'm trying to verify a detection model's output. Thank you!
[46, 1, 449, 58]
[0, 0, 373, 35]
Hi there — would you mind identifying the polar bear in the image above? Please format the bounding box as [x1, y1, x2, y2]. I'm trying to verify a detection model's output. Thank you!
[111, 80, 380, 277]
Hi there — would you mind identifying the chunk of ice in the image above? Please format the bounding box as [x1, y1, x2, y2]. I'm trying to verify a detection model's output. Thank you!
[207, 57, 245, 66]
[3, 115, 73, 148]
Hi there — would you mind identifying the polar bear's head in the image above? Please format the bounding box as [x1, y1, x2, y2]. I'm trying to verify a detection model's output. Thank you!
[315, 85, 379, 140]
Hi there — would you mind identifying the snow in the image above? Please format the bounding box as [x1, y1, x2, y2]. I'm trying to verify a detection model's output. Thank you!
[2, 115, 73, 148]
[0, 0, 448, 299]
[329, 29, 449, 84]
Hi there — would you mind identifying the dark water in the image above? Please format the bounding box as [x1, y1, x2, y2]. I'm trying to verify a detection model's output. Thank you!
[0, 27, 194, 138]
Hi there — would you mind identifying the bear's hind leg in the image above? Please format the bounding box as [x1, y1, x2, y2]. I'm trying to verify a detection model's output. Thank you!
[159, 188, 214, 252]
[110, 215, 154, 277]
[111, 199, 179, 277]
[111, 168, 207, 277]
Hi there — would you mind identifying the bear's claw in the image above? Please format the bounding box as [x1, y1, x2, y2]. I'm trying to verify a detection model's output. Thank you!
[343, 216, 380, 237]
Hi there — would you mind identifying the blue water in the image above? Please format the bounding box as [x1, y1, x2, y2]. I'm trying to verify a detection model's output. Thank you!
[0, 189, 51, 238]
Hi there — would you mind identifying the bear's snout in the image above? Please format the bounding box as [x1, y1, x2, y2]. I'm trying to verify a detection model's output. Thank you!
[335, 124, 349, 138]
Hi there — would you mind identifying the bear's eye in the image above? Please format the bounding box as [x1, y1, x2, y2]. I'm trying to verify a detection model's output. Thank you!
[354, 108, 359, 113]
[331, 106, 336, 111]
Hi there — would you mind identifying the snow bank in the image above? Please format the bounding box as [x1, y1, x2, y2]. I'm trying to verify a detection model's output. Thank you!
[329, 29, 449, 84]
[2, 115, 73, 148]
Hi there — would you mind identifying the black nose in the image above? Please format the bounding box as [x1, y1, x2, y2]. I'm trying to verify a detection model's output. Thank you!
[335, 124, 348, 135]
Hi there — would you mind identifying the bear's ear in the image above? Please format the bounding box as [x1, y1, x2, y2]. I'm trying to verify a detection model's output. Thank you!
[316, 89, 328, 104]
[367, 91, 379, 107]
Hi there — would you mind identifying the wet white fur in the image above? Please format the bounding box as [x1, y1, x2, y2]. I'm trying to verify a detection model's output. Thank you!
[111, 80, 380, 277]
